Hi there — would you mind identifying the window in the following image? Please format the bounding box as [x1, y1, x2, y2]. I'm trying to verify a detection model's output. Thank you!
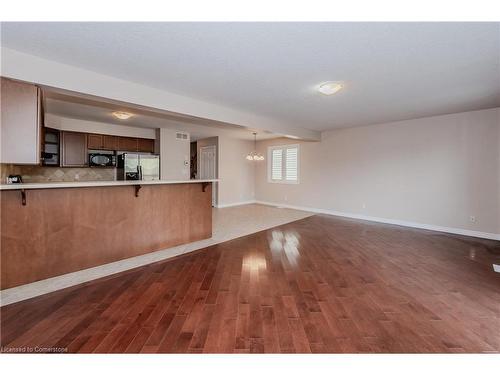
[268, 144, 299, 184]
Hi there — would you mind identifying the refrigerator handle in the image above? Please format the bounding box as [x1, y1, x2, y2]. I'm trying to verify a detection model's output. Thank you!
[137, 165, 143, 180]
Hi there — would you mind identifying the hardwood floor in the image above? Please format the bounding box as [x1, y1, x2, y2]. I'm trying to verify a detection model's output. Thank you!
[1, 214, 499, 353]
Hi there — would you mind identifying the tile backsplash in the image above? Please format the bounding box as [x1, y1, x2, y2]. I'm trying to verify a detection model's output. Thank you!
[1, 164, 115, 183]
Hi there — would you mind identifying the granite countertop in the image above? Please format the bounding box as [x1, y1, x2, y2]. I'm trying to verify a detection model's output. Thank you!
[0, 179, 219, 190]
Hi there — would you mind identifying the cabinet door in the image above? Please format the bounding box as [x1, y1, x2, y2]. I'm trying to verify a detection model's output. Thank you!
[0, 78, 41, 164]
[42, 127, 60, 166]
[102, 135, 119, 150]
[87, 134, 103, 149]
[62, 132, 88, 167]
[137, 138, 154, 153]
[118, 137, 138, 151]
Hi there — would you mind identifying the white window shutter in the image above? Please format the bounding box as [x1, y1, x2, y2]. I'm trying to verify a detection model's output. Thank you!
[285, 147, 298, 181]
[268, 144, 299, 184]
[271, 149, 283, 180]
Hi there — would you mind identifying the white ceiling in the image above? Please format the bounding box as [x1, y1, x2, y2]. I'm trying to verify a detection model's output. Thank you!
[2, 22, 500, 131]
[43, 92, 280, 141]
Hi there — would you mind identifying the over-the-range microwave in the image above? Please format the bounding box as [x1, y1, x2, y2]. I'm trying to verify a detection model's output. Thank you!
[89, 153, 116, 167]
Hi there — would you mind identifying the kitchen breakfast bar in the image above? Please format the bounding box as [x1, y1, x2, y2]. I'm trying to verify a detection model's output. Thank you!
[0, 179, 216, 289]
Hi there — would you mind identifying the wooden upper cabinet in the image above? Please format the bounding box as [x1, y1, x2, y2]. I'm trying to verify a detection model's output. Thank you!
[0, 77, 41, 164]
[88, 135, 152, 151]
[102, 135, 119, 150]
[118, 137, 138, 151]
[87, 134, 103, 149]
[61, 131, 87, 167]
[88, 134, 120, 150]
[138, 138, 155, 153]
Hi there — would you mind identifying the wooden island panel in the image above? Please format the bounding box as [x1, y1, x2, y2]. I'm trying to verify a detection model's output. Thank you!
[0, 183, 212, 289]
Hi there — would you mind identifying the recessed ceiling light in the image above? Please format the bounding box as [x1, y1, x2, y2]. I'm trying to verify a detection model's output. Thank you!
[112, 111, 133, 120]
[317, 81, 344, 96]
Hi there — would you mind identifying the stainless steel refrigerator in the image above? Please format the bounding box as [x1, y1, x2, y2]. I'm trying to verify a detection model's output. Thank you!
[117, 153, 160, 181]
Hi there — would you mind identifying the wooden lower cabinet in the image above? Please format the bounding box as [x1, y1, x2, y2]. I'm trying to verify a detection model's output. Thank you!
[0, 183, 212, 289]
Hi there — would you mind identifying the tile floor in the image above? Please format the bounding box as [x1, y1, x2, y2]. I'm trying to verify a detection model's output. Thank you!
[0, 203, 313, 306]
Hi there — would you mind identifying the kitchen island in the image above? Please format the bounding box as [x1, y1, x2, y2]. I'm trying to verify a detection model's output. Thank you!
[0, 179, 216, 289]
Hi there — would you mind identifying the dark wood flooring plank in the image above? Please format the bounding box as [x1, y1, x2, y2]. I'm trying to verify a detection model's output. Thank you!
[1, 214, 499, 353]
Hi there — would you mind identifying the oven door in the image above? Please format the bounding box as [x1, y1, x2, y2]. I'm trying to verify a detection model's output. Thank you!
[89, 154, 113, 167]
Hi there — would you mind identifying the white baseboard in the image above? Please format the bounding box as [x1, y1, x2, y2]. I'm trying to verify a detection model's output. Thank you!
[255, 200, 500, 241]
[216, 200, 257, 208]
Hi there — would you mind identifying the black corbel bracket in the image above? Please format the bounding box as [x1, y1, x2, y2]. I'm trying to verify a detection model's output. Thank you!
[21, 189, 26, 206]
[135, 185, 142, 197]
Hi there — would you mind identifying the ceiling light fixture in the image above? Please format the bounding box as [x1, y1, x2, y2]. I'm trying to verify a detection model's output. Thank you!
[246, 132, 265, 161]
[317, 81, 344, 95]
[112, 111, 133, 120]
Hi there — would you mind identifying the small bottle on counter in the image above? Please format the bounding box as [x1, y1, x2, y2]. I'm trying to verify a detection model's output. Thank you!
[7, 175, 23, 184]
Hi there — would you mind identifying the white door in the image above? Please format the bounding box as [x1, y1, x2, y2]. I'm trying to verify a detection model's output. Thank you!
[199, 145, 217, 206]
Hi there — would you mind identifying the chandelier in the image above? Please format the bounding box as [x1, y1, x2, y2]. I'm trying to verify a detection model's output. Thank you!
[246, 132, 265, 161]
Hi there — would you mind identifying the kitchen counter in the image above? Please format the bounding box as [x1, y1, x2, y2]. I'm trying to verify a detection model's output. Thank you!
[1, 180, 215, 289]
[0, 179, 219, 190]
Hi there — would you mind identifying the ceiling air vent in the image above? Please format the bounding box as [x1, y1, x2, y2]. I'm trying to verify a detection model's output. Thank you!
[176, 132, 189, 140]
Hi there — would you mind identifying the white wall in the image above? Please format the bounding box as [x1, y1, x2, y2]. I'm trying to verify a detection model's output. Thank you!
[45, 114, 156, 139]
[152, 123, 255, 207]
[157, 128, 190, 180]
[255, 108, 500, 237]
[217, 136, 255, 207]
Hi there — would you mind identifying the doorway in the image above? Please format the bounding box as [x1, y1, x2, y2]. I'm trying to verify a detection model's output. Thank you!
[199, 144, 217, 206]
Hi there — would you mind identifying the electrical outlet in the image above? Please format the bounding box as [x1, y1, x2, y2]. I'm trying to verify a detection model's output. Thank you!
[362, 203, 366, 209]
[469, 215, 476, 223]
